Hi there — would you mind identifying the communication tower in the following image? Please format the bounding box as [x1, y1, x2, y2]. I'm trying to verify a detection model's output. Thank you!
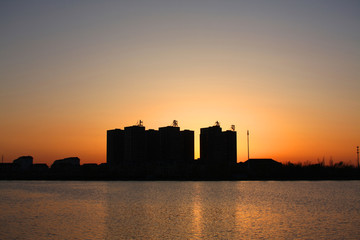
[247, 130, 250, 160]
[357, 146, 359, 168]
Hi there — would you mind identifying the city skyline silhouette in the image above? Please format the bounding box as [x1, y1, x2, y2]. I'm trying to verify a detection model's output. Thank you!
[0, 1, 359, 166]
[1, 122, 359, 181]
[1, 2, 360, 240]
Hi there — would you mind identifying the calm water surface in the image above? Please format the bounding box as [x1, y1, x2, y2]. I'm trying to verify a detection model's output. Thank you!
[0, 181, 359, 239]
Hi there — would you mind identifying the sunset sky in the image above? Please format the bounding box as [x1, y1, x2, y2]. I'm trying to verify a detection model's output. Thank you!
[1, 0, 359, 165]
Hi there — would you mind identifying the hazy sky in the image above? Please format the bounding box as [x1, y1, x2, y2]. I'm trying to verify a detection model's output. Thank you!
[1, 0, 359, 165]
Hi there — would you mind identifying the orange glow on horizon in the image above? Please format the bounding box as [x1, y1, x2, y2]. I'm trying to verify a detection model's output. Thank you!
[1, 1, 359, 166]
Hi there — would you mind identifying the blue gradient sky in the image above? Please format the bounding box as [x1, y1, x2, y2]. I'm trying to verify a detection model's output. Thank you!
[1, 0, 359, 165]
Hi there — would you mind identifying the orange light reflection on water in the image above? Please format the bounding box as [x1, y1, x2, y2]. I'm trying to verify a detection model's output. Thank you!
[191, 182, 203, 239]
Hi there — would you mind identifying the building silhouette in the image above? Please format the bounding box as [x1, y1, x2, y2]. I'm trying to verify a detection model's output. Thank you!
[107, 121, 194, 168]
[158, 126, 194, 166]
[145, 129, 160, 165]
[13, 156, 33, 170]
[51, 157, 80, 169]
[106, 129, 124, 166]
[200, 123, 237, 166]
[181, 129, 195, 164]
[124, 125, 146, 167]
[4, 122, 360, 180]
[159, 126, 181, 165]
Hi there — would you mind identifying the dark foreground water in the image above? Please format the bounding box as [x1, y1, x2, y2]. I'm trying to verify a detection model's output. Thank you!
[0, 181, 359, 240]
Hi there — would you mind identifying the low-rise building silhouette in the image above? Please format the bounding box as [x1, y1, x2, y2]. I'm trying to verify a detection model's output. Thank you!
[245, 158, 282, 171]
[51, 157, 80, 169]
[13, 156, 33, 170]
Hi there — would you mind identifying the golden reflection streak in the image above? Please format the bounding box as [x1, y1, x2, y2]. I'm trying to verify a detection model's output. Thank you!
[191, 182, 203, 239]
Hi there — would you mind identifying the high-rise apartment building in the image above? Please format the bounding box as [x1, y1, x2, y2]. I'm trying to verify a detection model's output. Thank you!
[106, 129, 124, 166]
[124, 125, 146, 166]
[107, 123, 194, 168]
[200, 125, 236, 165]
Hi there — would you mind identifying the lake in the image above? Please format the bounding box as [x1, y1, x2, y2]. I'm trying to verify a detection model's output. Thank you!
[0, 181, 359, 239]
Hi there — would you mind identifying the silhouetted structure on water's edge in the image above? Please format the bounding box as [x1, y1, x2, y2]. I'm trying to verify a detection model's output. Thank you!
[200, 124, 236, 166]
[1, 121, 359, 180]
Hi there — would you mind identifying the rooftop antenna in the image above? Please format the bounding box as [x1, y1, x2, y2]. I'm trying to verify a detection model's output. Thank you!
[231, 125, 235, 131]
[357, 146, 359, 168]
[172, 120, 178, 127]
[247, 130, 250, 160]
[215, 121, 220, 127]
